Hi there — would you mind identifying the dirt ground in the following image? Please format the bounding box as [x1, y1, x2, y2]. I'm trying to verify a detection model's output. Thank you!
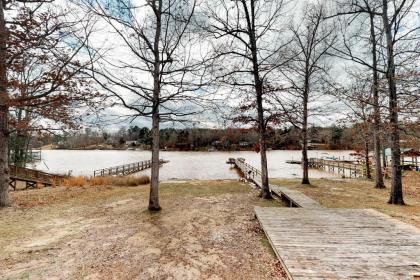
[0, 180, 287, 280]
[272, 171, 420, 228]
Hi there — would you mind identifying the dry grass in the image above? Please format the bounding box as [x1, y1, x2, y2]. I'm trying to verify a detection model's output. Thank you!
[62, 175, 150, 188]
[11, 176, 151, 208]
[271, 171, 420, 228]
[63, 176, 87, 187]
[89, 175, 150, 186]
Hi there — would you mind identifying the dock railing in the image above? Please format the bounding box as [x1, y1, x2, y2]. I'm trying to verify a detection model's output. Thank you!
[308, 158, 364, 178]
[228, 158, 262, 181]
[93, 159, 167, 177]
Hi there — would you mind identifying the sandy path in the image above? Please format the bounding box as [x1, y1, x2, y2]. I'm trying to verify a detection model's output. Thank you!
[0, 181, 287, 279]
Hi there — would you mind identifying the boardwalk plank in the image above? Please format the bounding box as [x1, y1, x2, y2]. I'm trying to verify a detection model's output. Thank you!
[255, 207, 420, 280]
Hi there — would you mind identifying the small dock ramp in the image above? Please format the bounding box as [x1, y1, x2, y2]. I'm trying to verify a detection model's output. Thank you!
[9, 165, 65, 190]
[255, 207, 420, 280]
[270, 185, 322, 208]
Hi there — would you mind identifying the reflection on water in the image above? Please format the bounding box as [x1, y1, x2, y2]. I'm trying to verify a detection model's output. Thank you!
[33, 150, 354, 180]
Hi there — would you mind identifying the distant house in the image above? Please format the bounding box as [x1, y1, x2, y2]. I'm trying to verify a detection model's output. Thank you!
[300, 140, 325, 150]
[239, 141, 251, 147]
[212, 140, 222, 147]
[125, 140, 140, 146]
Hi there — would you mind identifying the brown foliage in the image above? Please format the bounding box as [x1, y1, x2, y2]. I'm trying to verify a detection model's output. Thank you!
[63, 175, 151, 187]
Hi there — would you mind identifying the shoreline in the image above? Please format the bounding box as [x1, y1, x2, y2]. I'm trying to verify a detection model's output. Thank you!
[38, 147, 353, 152]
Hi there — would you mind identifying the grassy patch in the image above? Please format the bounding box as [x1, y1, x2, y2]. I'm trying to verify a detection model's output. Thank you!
[260, 235, 276, 258]
[159, 180, 251, 197]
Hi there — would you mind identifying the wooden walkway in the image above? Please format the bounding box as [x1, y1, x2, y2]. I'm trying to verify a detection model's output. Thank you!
[93, 159, 168, 177]
[255, 207, 420, 280]
[228, 158, 323, 208]
[228, 158, 420, 279]
[270, 185, 323, 209]
[9, 165, 65, 190]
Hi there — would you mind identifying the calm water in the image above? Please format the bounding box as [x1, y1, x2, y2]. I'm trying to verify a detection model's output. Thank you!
[33, 150, 355, 180]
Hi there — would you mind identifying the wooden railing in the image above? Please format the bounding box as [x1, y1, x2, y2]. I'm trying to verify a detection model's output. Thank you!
[229, 158, 262, 180]
[93, 159, 168, 177]
[308, 158, 364, 178]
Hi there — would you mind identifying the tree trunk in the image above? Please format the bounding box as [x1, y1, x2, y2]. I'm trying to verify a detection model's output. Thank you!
[149, 108, 161, 211]
[242, 0, 272, 199]
[369, 12, 385, 189]
[0, 1, 9, 207]
[364, 139, 372, 179]
[301, 79, 310, 185]
[256, 88, 272, 199]
[148, 0, 162, 211]
[382, 0, 404, 205]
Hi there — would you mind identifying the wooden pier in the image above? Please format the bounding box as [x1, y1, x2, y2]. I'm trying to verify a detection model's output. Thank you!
[255, 207, 420, 280]
[228, 158, 261, 180]
[229, 158, 420, 279]
[9, 165, 65, 190]
[308, 158, 366, 178]
[93, 159, 168, 177]
[228, 158, 322, 208]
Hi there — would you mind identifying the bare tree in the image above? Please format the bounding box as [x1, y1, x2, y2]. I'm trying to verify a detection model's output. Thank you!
[329, 0, 419, 203]
[336, 73, 387, 179]
[0, 0, 94, 207]
[77, 0, 208, 210]
[274, 1, 336, 185]
[328, 0, 387, 189]
[380, 0, 419, 204]
[202, 0, 290, 198]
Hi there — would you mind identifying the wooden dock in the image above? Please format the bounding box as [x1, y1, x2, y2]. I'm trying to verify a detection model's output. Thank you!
[228, 158, 322, 208]
[93, 159, 168, 177]
[229, 158, 420, 279]
[228, 158, 261, 180]
[255, 207, 420, 280]
[9, 165, 65, 190]
[308, 158, 367, 178]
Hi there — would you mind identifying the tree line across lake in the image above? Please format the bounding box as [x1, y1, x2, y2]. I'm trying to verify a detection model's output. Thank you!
[26, 124, 419, 153]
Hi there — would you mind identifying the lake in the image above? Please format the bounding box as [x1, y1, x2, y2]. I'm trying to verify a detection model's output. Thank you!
[32, 150, 355, 180]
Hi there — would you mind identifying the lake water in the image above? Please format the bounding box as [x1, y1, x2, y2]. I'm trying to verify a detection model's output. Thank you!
[33, 150, 355, 180]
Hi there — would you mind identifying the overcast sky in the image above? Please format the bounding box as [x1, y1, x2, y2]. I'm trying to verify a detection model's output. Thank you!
[61, 0, 420, 131]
